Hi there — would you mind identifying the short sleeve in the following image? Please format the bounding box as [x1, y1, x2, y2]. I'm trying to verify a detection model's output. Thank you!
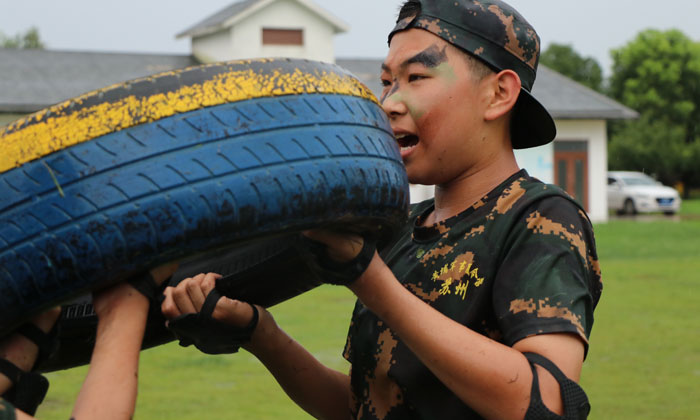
[492, 195, 602, 354]
[0, 399, 15, 420]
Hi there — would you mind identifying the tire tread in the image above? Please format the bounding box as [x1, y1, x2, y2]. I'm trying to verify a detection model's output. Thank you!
[0, 93, 406, 334]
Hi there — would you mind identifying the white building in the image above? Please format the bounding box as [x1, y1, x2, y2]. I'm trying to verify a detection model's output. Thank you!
[176, 0, 349, 64]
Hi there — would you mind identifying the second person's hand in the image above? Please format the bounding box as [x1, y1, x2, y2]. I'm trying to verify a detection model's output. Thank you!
[161, 272, 255, 328]
[160, 272, 260, 355]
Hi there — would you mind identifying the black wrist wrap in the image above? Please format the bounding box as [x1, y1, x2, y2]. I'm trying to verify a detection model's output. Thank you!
[128, 271, 163, 303]
[167, 289, 258, 355]
[0, 322, 57, 415]
[296, 235, 377, 286]
[0, 359, 48, 416]
[523, 352, 591, 420]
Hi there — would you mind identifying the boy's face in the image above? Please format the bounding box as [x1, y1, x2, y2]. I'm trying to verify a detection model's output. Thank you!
[381, 29, 493, 186]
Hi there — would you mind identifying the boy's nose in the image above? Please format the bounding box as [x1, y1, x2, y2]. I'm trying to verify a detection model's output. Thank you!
[380, 91, 408, 120]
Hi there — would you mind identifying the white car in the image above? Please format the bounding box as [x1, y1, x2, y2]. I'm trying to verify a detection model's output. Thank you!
[607, 171, 681, 215]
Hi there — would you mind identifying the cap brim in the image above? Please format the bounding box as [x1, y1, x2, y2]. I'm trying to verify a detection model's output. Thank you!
[510, 89, 556, 149]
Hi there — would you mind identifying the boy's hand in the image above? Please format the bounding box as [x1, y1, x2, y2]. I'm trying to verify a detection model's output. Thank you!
[299, 230, 377, 286]
[161, 273, 259, 354]
[30, 307, 61, 334]
[302, 230, 365, 263]
[150, 262, 180, 286]
[161, 273, 255, 329]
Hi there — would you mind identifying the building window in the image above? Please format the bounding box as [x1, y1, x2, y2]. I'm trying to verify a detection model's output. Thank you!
[262, 28, 303, 46]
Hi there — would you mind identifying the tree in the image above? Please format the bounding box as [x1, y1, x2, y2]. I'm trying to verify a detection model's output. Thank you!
[540, 43, 603, 92]
[0, 27, 45, 49]
[608, 29, 700, 196]
[609, 116, 700, 187]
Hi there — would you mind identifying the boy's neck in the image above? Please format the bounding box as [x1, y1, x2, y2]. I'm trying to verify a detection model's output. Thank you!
[423, 150, 519, 226]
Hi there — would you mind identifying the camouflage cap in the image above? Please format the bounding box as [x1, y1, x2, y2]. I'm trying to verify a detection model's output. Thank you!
[388, 0, 556, 149]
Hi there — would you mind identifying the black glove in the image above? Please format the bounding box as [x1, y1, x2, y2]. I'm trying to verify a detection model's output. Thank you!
[166, 288, 258, 355]
[296, 233, 377, 286]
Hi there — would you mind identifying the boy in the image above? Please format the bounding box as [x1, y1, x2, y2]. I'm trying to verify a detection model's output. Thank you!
[162, 1, 602, 419]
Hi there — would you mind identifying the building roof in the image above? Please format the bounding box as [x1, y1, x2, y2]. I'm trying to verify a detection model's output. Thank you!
[0, 49, 637, 122]
[176, 0, 349, 39]
[533, 66, 638, 120]
[0, 48, 197, 112]
[176, 0, 258, 38]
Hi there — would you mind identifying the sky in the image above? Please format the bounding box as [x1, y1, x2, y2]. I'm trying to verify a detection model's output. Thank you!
[2, 0, 700, 76]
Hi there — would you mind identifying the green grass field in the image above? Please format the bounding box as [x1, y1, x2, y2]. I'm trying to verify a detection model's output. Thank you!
[582, 206, 700, 419]
[680, 197, 700, 215]
[39, 286, 358, 419]
[36, 201, 700, 419]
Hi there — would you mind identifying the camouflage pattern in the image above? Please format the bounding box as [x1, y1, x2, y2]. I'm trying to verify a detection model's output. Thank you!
[388, 0, 557, 149]
[389, 0, 541, 91]
[0, 399, 14, 420]
[344, 170, 602, 419]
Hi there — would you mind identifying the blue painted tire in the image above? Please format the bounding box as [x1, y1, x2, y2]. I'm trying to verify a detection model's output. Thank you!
[0, 59, 408, 347]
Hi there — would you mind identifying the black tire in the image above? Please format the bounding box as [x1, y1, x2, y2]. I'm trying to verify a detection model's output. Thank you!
[43, 236, 316, 372]
[0, 58, 408, 356]
[623, 198, 636, 215]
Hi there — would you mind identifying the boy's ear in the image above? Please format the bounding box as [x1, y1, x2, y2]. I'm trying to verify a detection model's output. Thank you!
[483, 70, 521, 122]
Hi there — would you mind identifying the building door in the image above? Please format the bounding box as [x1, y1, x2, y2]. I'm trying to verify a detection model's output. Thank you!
[554, 141, 588, 210]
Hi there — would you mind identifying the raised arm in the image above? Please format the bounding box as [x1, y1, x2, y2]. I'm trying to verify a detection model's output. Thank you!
[72, 263, 177, 420]
[349, 253, 584, 419]
[70, 282, 149, 420]
[307, 228, 589, 420]
[161, 273, 351, 420]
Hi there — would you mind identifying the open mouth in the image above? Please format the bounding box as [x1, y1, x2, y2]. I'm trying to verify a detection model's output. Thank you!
[396, 133, 419, 151]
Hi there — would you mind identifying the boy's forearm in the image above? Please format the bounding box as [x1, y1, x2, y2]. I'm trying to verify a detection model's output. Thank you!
[0, 336, 39, 393]
[245, 310, 350, 420]
[349, 254, 537, 420]
[0, 308, 60, 394]
[71, 298, 149, 420]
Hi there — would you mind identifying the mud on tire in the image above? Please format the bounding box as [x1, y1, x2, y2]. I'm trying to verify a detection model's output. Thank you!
[0, 59, 408, 370]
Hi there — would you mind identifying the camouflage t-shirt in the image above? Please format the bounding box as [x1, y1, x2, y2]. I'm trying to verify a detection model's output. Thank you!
[0, 399, 15, 420]
[343, 170, 602, 419]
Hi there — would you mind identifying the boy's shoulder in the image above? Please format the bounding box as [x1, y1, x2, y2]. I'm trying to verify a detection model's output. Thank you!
[485, 172, 585, 221]
[402, 171, 590, 246]
[487, 174, 592, 243]
[509, 173, 575, 202]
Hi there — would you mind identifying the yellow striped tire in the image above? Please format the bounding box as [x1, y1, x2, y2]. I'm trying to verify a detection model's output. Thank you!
[0, 58, 408, 347]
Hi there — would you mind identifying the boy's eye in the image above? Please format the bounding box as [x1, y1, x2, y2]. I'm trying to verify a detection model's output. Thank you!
[408, 74, 426, 82]
[380, 79, 392, 87]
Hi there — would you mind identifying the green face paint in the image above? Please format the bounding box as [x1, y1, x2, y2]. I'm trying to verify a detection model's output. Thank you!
[380, 80, 400, 104]
[434, 61, 458, 85]
[407, 98, 426, 120]
[382, 89, 402, 105]
[381, 45, 455, 120]
[404, 61, 460, 120]
[384, 89, 425, 121]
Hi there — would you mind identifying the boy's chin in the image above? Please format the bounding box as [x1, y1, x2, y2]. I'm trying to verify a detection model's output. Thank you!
[405, 168, 432, 186]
